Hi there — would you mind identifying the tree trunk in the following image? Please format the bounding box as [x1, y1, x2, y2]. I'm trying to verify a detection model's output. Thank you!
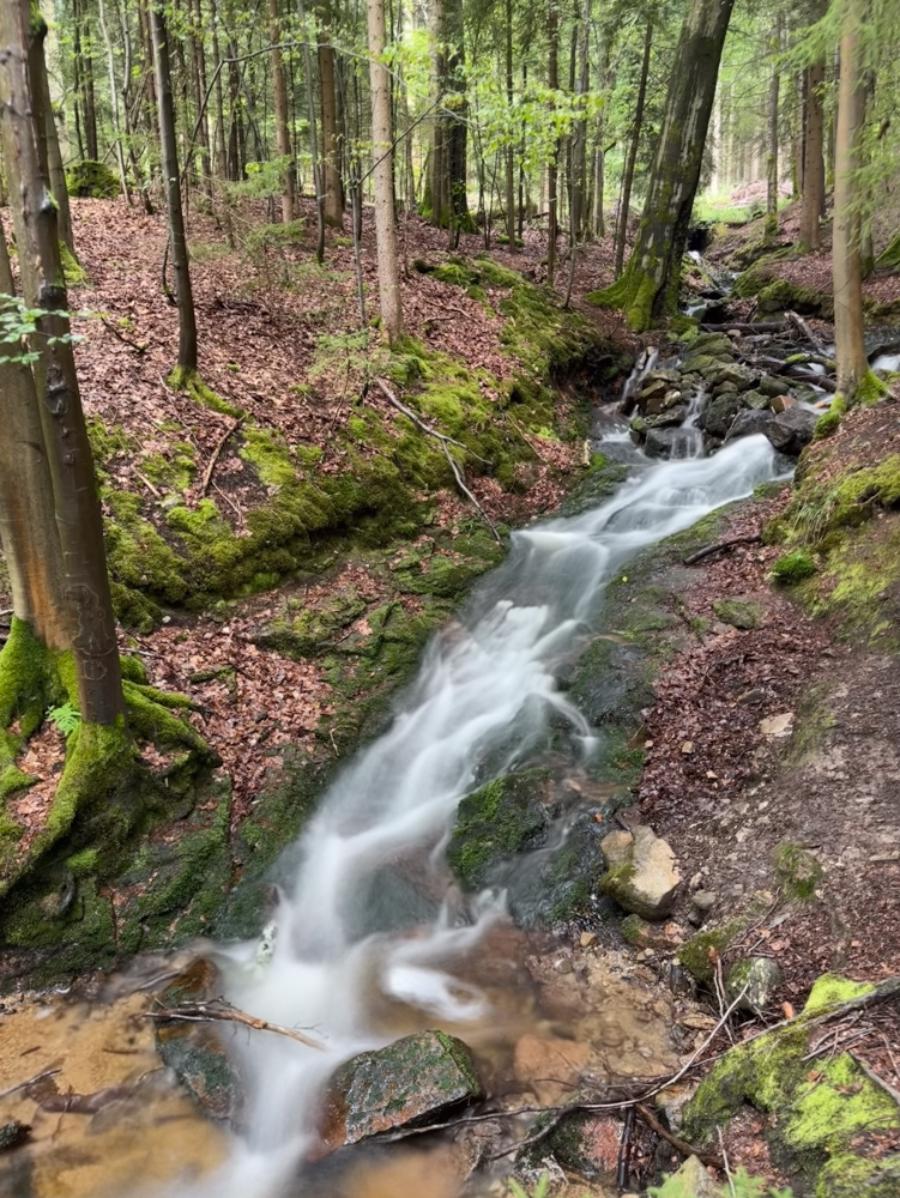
[191, 0, 213, 196]
[150, 0, 199, 376]
[210, 0, 228, 178]
[78, 0, 99, 160]
[0, 0, 124, 723]
[268, 0, 296, 222]
[97, 0, 132, 204]
[299, 0, 326, 262]
[367, 0, 402, 342]
[800, 2, 826, 253]
[765, 15, 781, 239]
[317, 2, 344, 227]
[546, 0, 559, 286]
[832, 0, 868, 400]
[614, 19, 652, 278]
[599, 0, 734, 330]
[504, 0, 515, 246]
[570, 0, 589, 243]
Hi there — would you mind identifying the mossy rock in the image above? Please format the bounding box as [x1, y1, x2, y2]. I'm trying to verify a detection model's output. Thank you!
[446, 769, 551, 891]
[712, 597, 762, 629]
[65, 159, 119, 198]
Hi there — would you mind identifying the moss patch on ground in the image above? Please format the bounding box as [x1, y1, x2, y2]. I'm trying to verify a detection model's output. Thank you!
[683, 974, 900, 1197]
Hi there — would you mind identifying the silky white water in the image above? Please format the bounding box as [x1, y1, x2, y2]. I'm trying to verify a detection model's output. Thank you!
[165, 426, 780, 1198]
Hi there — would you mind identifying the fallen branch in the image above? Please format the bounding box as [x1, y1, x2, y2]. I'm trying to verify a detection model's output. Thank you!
[683, 535, 762, 567]
[635, 1102, 723, 1170]
[702, 321, 786, 334]
[371, 378, 500, 542]
[201, 418, 243, 496]
[850, 1053, 900, 1107]
[785, 310, 826, 355]
[143, 999, 325, 1052]
[134, 470, 162, 499]
[99, 315, 149, 354]
[0, 1067, 61, 1101]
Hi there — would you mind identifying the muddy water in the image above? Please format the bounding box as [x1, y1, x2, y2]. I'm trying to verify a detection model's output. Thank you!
[1, 409, 780, 1198]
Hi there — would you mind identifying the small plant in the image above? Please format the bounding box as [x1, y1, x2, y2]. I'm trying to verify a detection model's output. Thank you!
[506, 1175, 551, 1198]
[0, 294, 81, 367]
[47, 702, 81, 738]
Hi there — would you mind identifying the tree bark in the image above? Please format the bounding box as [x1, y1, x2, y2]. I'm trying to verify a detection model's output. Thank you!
[97, 0, 132, 203]
[800, 2, 826, 253]
[614, 19, 652, 278]
[0, 0, 123, 723]
[832, 0, 868, 399]
[268, 0, 297, 222]
[210, 0, 228, 178]
[765, 15, 782, 239]
[504, 0, 515, 246]
[604, 0, 733, 329]
[150, 0, 199, 376]
[366, 0, 402, 342]
[546, 0, 559, 286]
[317, 1, 344, 227]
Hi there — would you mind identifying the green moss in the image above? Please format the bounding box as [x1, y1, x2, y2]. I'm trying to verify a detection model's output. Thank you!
[446, 769, 550, 891]
[814, 408, 842, 440]
[59, 240, 88, 286]
[771, 550, 817, 585]
[677, 920, 743, 983]
[141, 443, 196, 492]
[802, 973, 874, 1016]
[785, 1052, 898, 1151]
[240, 426, 298, 488]
[712, 598, 762, 629]
[773, 841, 823, 900]
[816, 1153, 900, 1198]
[168, 367, 243, 418]
[65, 159, 119, 198]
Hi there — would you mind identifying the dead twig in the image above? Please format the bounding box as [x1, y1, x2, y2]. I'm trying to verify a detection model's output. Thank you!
[850, 1051, 900, 1107]
[134, 470, 162, 499]
[142, 998, 325, 1052]
[635, 1102, 723, 1170]
[683, 535, 763, 567]
[718, 1126, 736, 1197]
[371, 377, 500, 542]
[202, 418, 243, 496]
[785, 310, 826, 355]
[0, 1067, 61, 1100]
[99, 315, 149, 354]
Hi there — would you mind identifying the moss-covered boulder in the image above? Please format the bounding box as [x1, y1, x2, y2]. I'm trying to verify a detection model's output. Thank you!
[682, 974, 900, 1197]
[446, 769, 551, 891]
[320, 1030, 482, 1151]
[65, 159, 120, 198]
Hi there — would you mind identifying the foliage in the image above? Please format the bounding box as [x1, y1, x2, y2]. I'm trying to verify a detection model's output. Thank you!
[47, 702, 82, 738]
[0, 294, 80, 366]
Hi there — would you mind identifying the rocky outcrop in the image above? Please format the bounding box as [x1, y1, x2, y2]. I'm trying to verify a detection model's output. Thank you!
[600, 825, 681, 920]
[320, 1030, 482, 1150]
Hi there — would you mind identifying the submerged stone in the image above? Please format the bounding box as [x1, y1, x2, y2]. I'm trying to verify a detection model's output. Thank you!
[320, 1030, 482, 1150]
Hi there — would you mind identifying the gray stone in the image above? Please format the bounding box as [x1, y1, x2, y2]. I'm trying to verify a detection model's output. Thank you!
[742, 389, 772, 410]
[659, 1155, 723, 1197]
[320, 1031, 482, 1150]
[691, 889, 717, 913]
[766, 406, 818, 454]
[644, 427, 684, 458]
[758, 374, 790, 397]
[726, 956, 784, 1012]
[600, 825, 681, 921]
[727, 408, 776, 441]
[699, 392, 744, 439]
[712, 362, 756, 391]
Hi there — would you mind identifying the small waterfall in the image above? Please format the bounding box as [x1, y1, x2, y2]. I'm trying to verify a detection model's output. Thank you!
[163, 431, 781, 1198]
[620, 346, 660, 412]
[670, 387, 706, 460]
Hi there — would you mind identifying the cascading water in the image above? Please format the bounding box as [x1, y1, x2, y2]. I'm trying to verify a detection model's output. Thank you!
[162, 416, 781, 1198]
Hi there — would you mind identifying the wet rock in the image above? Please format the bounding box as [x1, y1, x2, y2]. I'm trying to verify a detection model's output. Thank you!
[699, 392, 744, 439]
[600, 825, 681, 921]
[742, 388, 772, 410]
[506, 812, 605, 929]
[712, 362, 755, 391]
[712, 379, 739, 398]
[446, 769, 550, 891]
[644, 427, 685, 458]
[541, 1110, 622, 1181]
[320, 1030, 482, 1150]
[0, 1121, 30, 1151]
[726, 408, 776, 442]
[637, 375, 683, 417]
[766, 406, 818, 454]
[758, 374, 790, 397]
[726, 956, 784, 1011]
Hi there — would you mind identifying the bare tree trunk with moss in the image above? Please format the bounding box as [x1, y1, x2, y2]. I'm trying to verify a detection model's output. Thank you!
[150, 0, 199, 378]
[614, 18, 652, 278]
[765, 15, 782, 240]
[0, 0, 124, 725]
[595, 0, 734, 330]
[832, 0, 874, 403]
[367, 0, 402, 342]
[504, 0, 515, 246]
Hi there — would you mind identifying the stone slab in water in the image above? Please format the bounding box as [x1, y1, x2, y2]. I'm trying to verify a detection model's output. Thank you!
[320, 1030, 483, 1150]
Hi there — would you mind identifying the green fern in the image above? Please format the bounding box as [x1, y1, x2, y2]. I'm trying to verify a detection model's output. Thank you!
[47, 702, 81, 738]
[506, 1176, 551, 1198]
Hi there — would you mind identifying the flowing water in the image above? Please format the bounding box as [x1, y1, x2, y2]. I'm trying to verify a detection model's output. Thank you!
[157, 402, 779, 1198]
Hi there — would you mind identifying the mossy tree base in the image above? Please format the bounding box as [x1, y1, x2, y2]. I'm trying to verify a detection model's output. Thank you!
[0, 616, 213, 903]
[587, 267, 667, 333]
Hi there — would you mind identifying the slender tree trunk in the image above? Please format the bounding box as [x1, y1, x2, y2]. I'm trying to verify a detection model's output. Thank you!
[546, 0, 559, 286]
[210, 0, 228, 177]
[191, 0, 213, 196]
[426, 0, 447, 222]
[570, 0, 589, 242]
[614, 19, 652, 278]
[367, 0, 402, 342]
[39, 68, 75, 254]
[504, 0, 515, 245]
[317, 2, 344, 227]
[98, 0, 133, 203]
[299, 0, 326, 262]
[832, 0, 868, 399]
[80, 0, 99, 160]
[268, 0, 297, 222]
[800, 3, 826, 252]
[765, 14, 782, 239]
[150, 0, 199, 376]
[602, 0, 734, 330]
[0, 0, 124, 723]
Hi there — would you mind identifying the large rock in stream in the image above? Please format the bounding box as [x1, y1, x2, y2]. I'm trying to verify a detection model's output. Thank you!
[320, 1030, 483, 1150]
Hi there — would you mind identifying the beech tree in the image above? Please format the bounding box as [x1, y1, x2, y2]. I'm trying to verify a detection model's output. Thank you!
[366, 0, 402, 342]
[593, 0, 735, 330]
